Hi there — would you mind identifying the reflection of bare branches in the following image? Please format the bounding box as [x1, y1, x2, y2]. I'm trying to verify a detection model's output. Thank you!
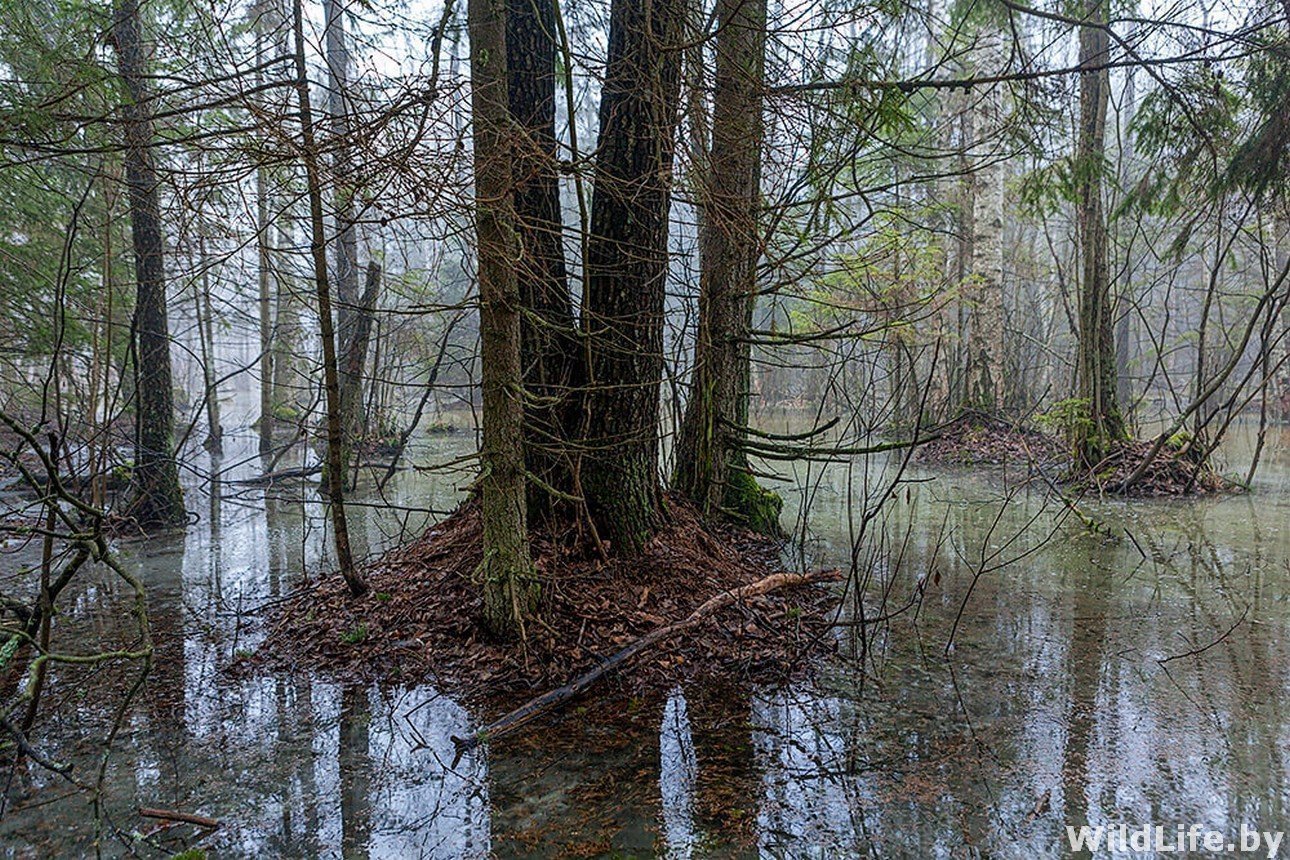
[1157, 604, 1249, 666]
[0, 408, 152, 848]
[945, 486, 1068, 653]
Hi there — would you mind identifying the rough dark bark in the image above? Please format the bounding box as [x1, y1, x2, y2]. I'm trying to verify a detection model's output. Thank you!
[506, 0, 578, 521]
[111, 0, 186, 529]
[580, 0, 686, 554]
[470, 0, 539, 637]
[1073, 0, 1125, 465]
[672, 0, 781, 535]
[292, 0, 365, 597]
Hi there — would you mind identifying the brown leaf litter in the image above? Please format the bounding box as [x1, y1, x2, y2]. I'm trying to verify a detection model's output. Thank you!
[251, 494, 841, 706]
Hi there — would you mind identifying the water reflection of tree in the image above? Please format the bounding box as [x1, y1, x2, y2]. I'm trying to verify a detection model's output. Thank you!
[1060, 541, 1111, 859]
[339, 683, 372, 860]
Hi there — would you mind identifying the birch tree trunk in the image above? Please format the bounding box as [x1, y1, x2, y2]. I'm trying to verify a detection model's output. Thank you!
[966, 27, 1007, 414]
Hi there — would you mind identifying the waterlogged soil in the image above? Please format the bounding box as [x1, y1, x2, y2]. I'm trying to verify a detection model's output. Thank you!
[5, 420, 1290, 857]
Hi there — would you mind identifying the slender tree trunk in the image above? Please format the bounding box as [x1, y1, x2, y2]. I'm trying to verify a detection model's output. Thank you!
[272, 217, 303, 427]
[1114, 66, 1137, 425]
[257, 167, 276, 454]
[672, 0, 781, 535]
[1073, 0, 1125, 464]
[194, 227, 222, 454]
[325, 0, 367, 456]
[580, 0, 686, 554]
[506, 0, 578, 521]
[112, 0, 186, 528]
[292, 0, 365, 597]
[255, 23, 276, 456]
[470, 0, 539, 637]
[966, 27, 1006, 414]
[1274, 215, 1290, 422]
[340, 261, 381, 487]
[951, 85, 974, 411]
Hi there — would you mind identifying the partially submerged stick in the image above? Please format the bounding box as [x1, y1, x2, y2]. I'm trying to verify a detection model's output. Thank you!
[139, 807, 220, 829]
[451, 569, 841, 760]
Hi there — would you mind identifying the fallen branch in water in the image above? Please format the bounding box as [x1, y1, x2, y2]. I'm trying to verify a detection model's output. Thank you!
[234, 464, 323, 485]
[450, 568, 841, 761]
[139, 807, 220, 829]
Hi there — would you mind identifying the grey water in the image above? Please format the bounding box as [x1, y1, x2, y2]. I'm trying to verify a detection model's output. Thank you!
[5, 414, 1290, 858]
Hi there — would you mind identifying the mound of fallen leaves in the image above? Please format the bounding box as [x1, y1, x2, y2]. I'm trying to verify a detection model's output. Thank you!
[917, 410, 1066, 468]
[257, 495, 840, 702]
[1073, 439, 1232, 497]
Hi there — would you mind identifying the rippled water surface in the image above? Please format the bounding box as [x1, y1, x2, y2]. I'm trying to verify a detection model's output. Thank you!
[5, 416, 1290, 858]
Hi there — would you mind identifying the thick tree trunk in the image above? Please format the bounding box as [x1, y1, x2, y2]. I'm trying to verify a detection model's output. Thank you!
[112, 0, 186, 529]
[506, 0, 578, 521]
[965, 27, 1006, 415]
[672, 0, 781, 535]
[292, 0, 365, 597]
[580, 0, 686, 554]
[470, 0, 539, 637]
[1073, 0, 1125, 464]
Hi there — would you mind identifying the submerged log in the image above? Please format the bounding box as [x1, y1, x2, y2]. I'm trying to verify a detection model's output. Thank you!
[450, 568, 841, 761]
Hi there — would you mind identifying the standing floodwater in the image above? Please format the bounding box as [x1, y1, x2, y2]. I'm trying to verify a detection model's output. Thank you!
[3, 423, 1290, 857]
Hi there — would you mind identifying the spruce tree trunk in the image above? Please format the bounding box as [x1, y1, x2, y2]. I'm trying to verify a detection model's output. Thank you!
[1073, 0, 1125, 464]
[506, 0, 578, 521]
[470, 0, 539, 637]
[112, 0, 186, 528]
[672, 0, 781, 535]
[580, 0, 685, 554]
